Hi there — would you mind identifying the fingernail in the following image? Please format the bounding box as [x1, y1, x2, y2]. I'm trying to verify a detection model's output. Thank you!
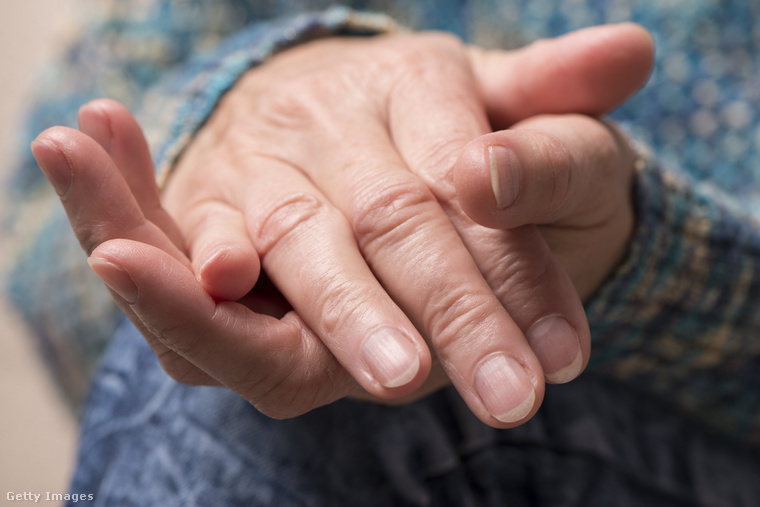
[361, 328, 420, 389]
[489, 145, 521, 209]
[527, 316, 583, 384]
[475, 354, 535, 423]
[31, 139, 73, 197]
[79, 101, 115, 152]
[88, 257, 138, 304]
[198, 247, 226, 279]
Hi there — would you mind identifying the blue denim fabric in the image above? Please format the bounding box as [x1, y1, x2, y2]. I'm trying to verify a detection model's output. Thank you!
[69, 317, 760, 506]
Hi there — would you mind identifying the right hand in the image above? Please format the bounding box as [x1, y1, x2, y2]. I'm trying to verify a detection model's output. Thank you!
[33, 24, 653, 424]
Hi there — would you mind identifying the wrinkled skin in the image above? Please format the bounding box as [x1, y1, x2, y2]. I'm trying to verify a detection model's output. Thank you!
[32, 24, 652, 426]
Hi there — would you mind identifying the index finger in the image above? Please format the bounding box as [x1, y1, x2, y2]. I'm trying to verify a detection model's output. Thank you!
[90, 239, 357, 419]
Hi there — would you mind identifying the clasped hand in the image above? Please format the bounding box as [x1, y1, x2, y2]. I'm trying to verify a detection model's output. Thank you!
[32, 24, 653, 427]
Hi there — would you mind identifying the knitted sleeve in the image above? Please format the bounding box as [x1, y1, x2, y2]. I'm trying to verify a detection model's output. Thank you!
[586, 146, 760, 439]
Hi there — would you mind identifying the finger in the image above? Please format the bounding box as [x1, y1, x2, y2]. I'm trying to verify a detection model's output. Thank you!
[245, 164, 432, 397]
[469, 22, 654, 128]
[180, 199, 261, 301]
[31, 128, 185, 262]
[77, 99, 185, 249]
[320, 143, 544, 423]
[89, 239, 356, 419]
[454, 114, 636, 301]
[386, 35, 589, 387]
[455, 114, 635, 229]
[464, 224, 590, 384]
[31, 128, 212, 385]
[165, 133, 432, 398]
[89, 253, 220, 387]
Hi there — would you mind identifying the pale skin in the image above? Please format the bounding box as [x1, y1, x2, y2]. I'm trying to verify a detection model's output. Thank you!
[32, 23, 653, 426]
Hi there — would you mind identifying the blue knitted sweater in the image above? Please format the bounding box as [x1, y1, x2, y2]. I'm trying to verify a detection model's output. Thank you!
[4, 0, 760, 441]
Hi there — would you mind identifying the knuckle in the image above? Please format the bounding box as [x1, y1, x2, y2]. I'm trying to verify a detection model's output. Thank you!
[251, 66, 363, 135]
[387, 44, 468, 101]
[252, 193, 328, 257]
[308, 275, 369, 339]
[535, 130, 576, 220]
[534, 117, 623, 220]
[351, 177, 438, 253]
[367, 33, 466, 101]
[257, 77, 325, 131]
[386, 32, 465, 72]
[403, 136, 462, 201]
[487, 245, 554, 317]
[424, 287, 499, 361]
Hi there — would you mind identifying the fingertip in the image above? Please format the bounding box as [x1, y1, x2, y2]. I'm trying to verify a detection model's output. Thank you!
[561, 22, 655, 112]
[33, 125, 79, 150]
[78, 99, 144, 156]
[359, 326, 429, 392]
[526, 315, 587, 385]
[604, 22, 655, 89]
[196, 244, 261, 301]
[476, 23, 655, 127]
[473, 353, 541, 426]
[181, 202, 260, 301]
[614, 22, 655, 61]
[78, 98, 129, 121]
[454, 134, 523, 229]
[31, 136, 74, 198]
[30, 136, 58, 164]
[88, 255, 138, 305]
[78, 100, 115, 150]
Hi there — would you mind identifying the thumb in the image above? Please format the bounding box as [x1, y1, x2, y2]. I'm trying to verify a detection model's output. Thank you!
[454, 114, 635, 230]
[469, 23, 654, 128]
[454, 114, 637, 301]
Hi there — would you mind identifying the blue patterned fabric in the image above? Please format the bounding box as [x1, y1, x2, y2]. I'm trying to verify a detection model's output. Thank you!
[3, 1, 760, 502]
[70, 317, 760, 506]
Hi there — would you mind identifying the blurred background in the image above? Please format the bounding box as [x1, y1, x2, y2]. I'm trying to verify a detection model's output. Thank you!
[0, 0, 80, 499]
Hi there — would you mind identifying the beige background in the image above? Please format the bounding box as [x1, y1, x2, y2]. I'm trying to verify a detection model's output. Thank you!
[0, 0, 80, 501]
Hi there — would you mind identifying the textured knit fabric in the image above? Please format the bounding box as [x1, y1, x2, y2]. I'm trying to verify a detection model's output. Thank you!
[3, 1, 760, 498]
